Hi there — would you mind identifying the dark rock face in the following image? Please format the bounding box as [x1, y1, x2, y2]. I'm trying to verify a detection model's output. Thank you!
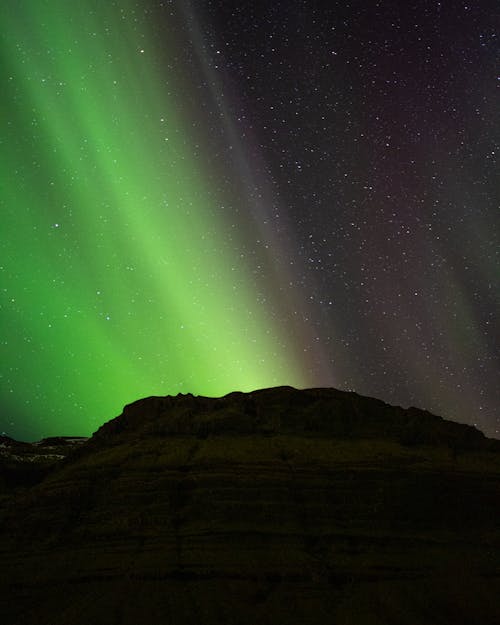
[0, 387, 499, 625]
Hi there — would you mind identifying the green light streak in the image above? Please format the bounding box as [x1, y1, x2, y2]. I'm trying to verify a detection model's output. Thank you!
[1, 1, 305, 439]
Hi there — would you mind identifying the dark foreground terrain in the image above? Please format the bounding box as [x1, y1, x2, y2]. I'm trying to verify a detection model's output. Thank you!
[1, 386, 499, 624]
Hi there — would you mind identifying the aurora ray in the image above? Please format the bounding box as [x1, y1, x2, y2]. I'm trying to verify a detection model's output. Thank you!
[0, 1, 308, 440]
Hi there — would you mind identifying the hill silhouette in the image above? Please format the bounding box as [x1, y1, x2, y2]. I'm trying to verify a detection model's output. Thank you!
[1, 386, 499, 624]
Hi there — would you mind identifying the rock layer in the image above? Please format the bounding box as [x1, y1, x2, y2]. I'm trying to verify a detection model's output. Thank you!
[1, 387, 499, 624]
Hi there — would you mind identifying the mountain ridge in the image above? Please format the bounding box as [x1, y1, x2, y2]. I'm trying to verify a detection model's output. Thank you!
[89, 386, 496, 452]
[1, 386, 499, 625]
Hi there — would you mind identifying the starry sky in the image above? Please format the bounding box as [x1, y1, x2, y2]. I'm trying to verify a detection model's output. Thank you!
[1, 0, 499, 441]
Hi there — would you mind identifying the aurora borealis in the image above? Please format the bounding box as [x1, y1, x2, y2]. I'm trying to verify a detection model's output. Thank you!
[2, 1, 499, 440]
[1, 0, 308, 439]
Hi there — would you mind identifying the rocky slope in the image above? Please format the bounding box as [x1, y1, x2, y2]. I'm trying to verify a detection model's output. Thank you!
[0, 387, 499, 625]
[0, 435, 88, 493]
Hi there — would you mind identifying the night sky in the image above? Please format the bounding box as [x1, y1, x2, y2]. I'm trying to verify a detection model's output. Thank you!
[1, 0, 498, 441]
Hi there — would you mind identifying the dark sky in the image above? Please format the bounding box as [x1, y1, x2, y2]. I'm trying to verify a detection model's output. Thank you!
[169, 0, 499, 436]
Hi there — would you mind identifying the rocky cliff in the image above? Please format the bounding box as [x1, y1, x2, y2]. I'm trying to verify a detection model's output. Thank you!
[1, 387, 499, 624]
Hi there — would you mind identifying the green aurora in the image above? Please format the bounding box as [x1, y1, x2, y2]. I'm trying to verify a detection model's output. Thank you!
[1, 1, 308, 440]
